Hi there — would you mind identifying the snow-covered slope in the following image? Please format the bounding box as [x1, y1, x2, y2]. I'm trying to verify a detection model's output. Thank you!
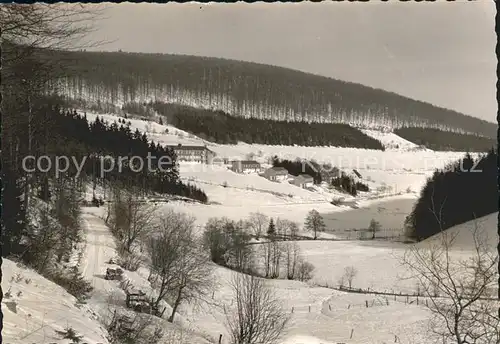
[179, 163, 332, 204]
[179, 260, 430, 344]
[2, 259, 110, 344]
[79, 207, 215, 344]
[417, 212, 498, 251]
[361, 129, 420, 151]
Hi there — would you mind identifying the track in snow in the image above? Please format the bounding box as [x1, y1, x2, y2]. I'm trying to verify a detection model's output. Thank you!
[80, 209, 119, 303]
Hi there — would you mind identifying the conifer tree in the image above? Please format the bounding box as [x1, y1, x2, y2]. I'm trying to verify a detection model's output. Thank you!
[267, 218, 276, 236]
[1, 163, 27, 257]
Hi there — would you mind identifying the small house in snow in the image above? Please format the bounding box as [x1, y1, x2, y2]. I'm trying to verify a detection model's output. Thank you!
[231, 160, 261, 174]
[291, 174, 314, 188]
[263, 167, 289, 182]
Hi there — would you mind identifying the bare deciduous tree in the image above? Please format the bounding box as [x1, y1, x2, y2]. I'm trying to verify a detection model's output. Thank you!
[109, 189, 158, 253]
[147, 210, 195, 310]
[1, 4, 107, 85]
[296, 260, 315, 282]
[401, 217, 499, 344]
[342, 266, 357, 289]
[122, 197, 158, 254]
[276, 218, 299, 239]
[167, 242, 214, 323]
[247, 212, 269, 239]
[260, 241, 272, 278]
[284, 241, 301, 280]
[368, 219, 381, 240]
[269, 240, 284, 279]
[225, 274, 289, 344]
[304, 209, 326, 240]
[203, 217, 253, 272]
[147, 210, 214, 323]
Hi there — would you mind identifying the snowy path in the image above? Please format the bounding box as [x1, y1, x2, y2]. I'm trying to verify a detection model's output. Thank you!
[80, 209, 119, 304]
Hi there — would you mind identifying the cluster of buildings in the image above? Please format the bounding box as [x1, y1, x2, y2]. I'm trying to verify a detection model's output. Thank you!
[231, 161, 314, 188]
[168, 143, 314, 189]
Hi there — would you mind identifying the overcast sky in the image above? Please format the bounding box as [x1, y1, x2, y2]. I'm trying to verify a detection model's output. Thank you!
[88, 1, 497, 123]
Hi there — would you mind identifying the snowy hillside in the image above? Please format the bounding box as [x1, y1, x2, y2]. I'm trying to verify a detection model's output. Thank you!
[416, 212, 498, 251]
[2, 259, 110, 344]
[360, 129, 421, 151]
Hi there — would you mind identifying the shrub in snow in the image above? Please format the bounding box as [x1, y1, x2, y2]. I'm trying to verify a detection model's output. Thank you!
[47, 266, 93, 300]
[296, 260, 315, 282]
[107, 311, 163, 344]
[4, 287, 12, 299]
[55, 326, 84, 343]
[116, 251, 142, 272]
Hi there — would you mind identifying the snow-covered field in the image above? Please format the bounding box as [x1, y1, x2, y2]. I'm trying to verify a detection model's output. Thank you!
[300, 212, 499, 293]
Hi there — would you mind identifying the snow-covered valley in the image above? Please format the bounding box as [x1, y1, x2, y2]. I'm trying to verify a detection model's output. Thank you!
[2, 112, 497, 344]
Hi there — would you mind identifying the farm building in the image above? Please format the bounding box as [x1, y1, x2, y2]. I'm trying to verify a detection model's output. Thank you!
[231, 160, 261, 173]
[263, 166, 289, 182]
[291, 174, 314, 188]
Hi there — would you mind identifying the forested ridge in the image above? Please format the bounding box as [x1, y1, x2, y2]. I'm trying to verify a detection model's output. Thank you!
[405, 149, 498, 241]
[394, 127, 497, 152]
[151, 102, 385, 149]
[43, 49, 496, 138]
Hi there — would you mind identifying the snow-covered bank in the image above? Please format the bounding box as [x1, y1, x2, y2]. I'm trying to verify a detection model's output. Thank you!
[2, 259, 110, 344]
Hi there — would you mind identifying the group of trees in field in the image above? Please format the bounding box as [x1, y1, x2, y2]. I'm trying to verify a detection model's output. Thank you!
[404, 149, 497, 241]
[106, 194, 292, 344]
[330, 172, 370, 196]
[45, 50, 496, 139]
[203, 213, 316, 281]
[394, 127, 497, 152]
[107, 189, 214, 323]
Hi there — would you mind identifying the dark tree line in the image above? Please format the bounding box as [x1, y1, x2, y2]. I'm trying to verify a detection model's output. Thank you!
[3, 99, 207, 205]
[2, 102, 208, 259]
[1, 161, 28, 258]
[152, 102, 385, 149]
[331, 173, 369, 197]
[55, 109, 208, 203]
[394, 127, 496, 152]
[41, 49, 496, 138]
[405, 149, 498, 241]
